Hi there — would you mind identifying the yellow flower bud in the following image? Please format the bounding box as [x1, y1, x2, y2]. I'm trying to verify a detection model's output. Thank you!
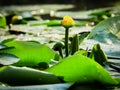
[12, 16, 23, 21]
[61, 15, 75, 28]
[11, 15, 23, 24]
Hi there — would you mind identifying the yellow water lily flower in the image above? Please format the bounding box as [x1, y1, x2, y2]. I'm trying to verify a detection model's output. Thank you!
[61, 15, 75, 28]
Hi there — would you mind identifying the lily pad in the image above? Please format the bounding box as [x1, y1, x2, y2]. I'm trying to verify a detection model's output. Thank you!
[0, 14, 6, 29]
[0, 66, 60, 85]
[0, 44, 7, 49]
[0, 83, 72, 90]
[0, 53, 19, 65]
[0, 39, 60, 67]
[18, 12, 38, 21]
[88, 16, 120, 44]
[46, 52, 118, 85]
[30, 20, 89, 27]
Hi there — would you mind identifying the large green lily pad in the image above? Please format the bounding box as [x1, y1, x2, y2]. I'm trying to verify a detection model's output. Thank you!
[0, 39, 60, 67]
[46, 52, 118, 85]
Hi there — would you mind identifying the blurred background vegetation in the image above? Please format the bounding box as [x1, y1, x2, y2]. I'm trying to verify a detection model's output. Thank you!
[0, 0, 119, 9]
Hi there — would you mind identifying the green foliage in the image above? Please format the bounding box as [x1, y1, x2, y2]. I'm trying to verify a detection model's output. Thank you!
[30, 20, 61, 26]
[11, 18, 27, 24]
[53, 42, 64, 58]
[0, 53, 19, 65]
[88, 16, 120, 44]
[71, 34, 79, 55]
[9, 12, 37, 25]
[0, 39, 60, 67]
[89, 10, 112, 23]
[42, 20, 61, 26]
[0, 66, 60, 85]
[1, 38, 15, 44]
[89, 44, 108, 66]
[0, 6, 120, 88]
[70, 32, 89, 55]
[74, 49, 88, 56]
[18, 12, 38, 21]
[79, 32, 89, 44]
[46, 52, 118, 85]
[0, 14, 6, 29]
[31, 20, 89, 27]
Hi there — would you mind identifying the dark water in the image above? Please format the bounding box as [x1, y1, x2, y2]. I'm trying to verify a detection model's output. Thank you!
[0, 0, 119, 10]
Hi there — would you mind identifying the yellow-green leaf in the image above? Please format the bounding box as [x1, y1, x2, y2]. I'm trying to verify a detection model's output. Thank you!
[46, 52, 118, 85]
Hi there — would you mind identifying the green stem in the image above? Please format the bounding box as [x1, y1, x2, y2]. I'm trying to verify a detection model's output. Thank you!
[65, 27, 69, 57]
[58, 48, 63, 58]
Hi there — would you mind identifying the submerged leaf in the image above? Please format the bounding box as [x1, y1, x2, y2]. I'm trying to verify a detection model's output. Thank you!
[0, 40, 60, 67]
[46, 52, 118, 85]
[0, 53, 19, 65]
[0, 66, 60, 85]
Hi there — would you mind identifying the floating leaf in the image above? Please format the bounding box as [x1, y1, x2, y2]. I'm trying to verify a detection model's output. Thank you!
[30, 20, 89, 27]
[89, 10, 111, 16]
[0, 44, 7, 49]
[0, 83, 72, 90]
[0, 14, 6, 29]
[42, 20, 61, 26]
[0, 53, 19, 65]
[8, 30, 26, 35]
[30, 20, 61, 26]
[54, 11, 93, 20]
[0, 40, 60, 67]
[89, 10, 112, 23]
[0, 66, 60, 85]
[46, 52, 118, 85]
[11, 15, 27, 24]
[1, 38, 15, 44]
[18, 12, 38, 21]
[88, 16, 120, 44]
